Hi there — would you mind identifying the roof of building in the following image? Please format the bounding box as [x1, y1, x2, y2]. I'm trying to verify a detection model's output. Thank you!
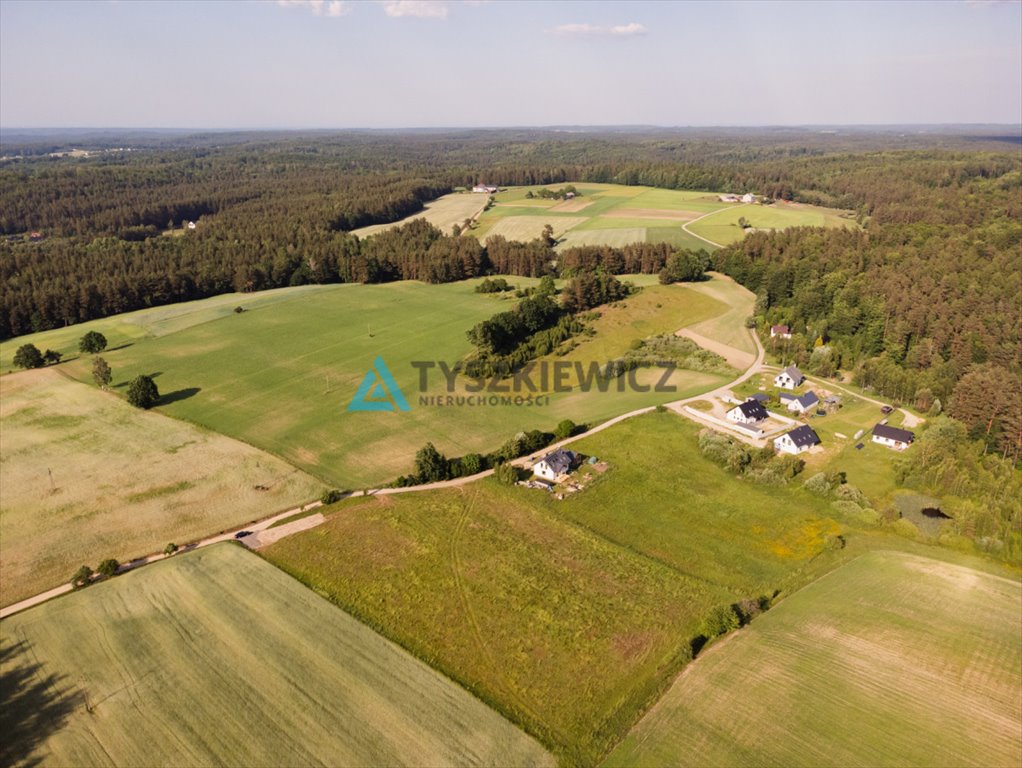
[771, 324, 790, 334]
[538, 448, 578, 474]
[778, 365, 804, 382]
[733, 399, 769, 421]
[784, 425, 821, 448]
[873, 423, 915, 443]
[750, 393, 770, 403]
[791, 391, 819, 409]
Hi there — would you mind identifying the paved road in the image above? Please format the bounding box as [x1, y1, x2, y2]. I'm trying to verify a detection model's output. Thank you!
[0, 277, 766, 619]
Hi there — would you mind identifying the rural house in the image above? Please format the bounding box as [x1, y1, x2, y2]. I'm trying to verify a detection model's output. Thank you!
[741, 193, 757, 203]
[779, 390, 820, 414]
[726, 399, 769, 425]
[872, 423, 915, 450]
[774, 365, 805, 390]
[472, 184, 499, 193]
[774, 425, 821, 455]
[770, 324, 792, 339]
[533, 449, 579, 482]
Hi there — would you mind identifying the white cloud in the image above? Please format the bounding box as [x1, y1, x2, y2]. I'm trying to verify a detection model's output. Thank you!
[381, 1, 449, 18]
[278, 0, 350, 18]
[551, 22, 647, 38]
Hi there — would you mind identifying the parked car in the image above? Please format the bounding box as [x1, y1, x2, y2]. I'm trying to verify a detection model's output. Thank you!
[234, 530, 253, 539]
[880, 405, 894, 414]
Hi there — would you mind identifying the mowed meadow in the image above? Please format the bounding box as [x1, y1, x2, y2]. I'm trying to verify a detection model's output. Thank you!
[263, 412, 872, 765]
[606, 551, 1022, 768]
[0, 366, 321, 606]
[43, 277, 744, 489]
[0, 544, 553, 767]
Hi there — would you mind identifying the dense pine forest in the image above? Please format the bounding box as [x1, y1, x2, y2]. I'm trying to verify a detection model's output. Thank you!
[2, 129, 1020, 464]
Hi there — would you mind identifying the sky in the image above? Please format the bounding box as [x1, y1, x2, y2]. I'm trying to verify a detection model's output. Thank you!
[1, 0, 1020, 129]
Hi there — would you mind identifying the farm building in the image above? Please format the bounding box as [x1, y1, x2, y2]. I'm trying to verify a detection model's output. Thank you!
[186, 221, 197, 230]
[718, 194, 740, 203]
[533, 449, 579, 482]
[741, 193, 757, 203]
[774, 365, 805, 390]
[774, 425, 821, 455]
[472, 184, 499, 193]
[872, 423, 915, 450]
[770, 324, 792, 339]
[779, 391, 820, 414]
[726, 399, 769, 425]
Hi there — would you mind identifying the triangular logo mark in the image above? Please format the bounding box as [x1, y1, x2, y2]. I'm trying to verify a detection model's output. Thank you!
[347, 356, 411, 412]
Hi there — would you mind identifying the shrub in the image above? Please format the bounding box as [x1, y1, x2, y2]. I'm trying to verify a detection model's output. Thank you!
[71, 565, 93, 589]
[460, 453, 484, 476]
[701, 604, 741, 638]
[43, 349, 62, 365]
[321, 489, 345, 505]
[554, 419, 577, 440]
[164, 543, 179, 556]
[495, 462, 521, 485]
[834, 483, 871, 507]
[97, 559, 120, 578]
[234, 306, 245, 313]
[803, 472, 834, 495]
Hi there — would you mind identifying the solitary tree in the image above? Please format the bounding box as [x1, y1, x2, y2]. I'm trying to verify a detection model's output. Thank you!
[554, 419, 577, 440]
[92, 356, 112, 389]
[540, 223, 556, 247]
[42, 349, 62, 365]
[79, 331, 108, 354]
[126, 375, 159, 409]
[495, 462, 520, 485]
[13, 344, 44, 369]
[70, 565, 93, 589]
[97, 559, 120, 578]
[164, 543, 179, 556]
[414, 442, 451, 483]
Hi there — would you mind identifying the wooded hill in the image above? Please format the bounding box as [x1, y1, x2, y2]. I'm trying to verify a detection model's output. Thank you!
[1, 130, 1019, 462]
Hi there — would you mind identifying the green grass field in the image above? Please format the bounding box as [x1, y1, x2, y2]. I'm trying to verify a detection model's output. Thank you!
[0, 367, 322, 606]
[352, 192, 489, 238]
[33, 278, 736, 489]
[263, 478, 732, 766]
[605, 550, 1022, 768]
[0, 544, 553, 767]
[0, 284, 337, 376]
[688, 200, 858, 245]
[467, 183, 732, 249]
[263, 410, 877, 764]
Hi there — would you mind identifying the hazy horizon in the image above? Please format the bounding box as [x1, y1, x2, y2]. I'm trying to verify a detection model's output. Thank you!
[2, 0, 1021, 129]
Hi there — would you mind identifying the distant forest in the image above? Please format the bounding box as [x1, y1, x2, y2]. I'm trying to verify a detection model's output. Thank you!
[1, 128, 1019, 459]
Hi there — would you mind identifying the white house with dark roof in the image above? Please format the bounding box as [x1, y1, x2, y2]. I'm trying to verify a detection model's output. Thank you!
[774, 365, 805, 390]
[779, 390, 819, 414]
[774, 425, 821, 455]
[726, 399, 769, 425]
[533, 449, 578, 481]
[872, 423, 915, 450]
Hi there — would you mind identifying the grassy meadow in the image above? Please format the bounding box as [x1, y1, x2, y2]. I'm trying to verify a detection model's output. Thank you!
[351, 192, 489, 238]
[468, 183, 734, 249]
[0, 367, 322, 606]
[605, 550, 1022, 768]
[41, 278, 738, 489]
[1, 544, 553, 767]
[688, 200, 858, 245]
[263, 410, 875, 764]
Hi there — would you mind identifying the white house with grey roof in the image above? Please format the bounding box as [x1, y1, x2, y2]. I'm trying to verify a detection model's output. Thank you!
[726, 399, 769, 425]
[774, 425, 821, 455]
[872, 423, 915, 450]
[533, 449, 579, 481]
[774, 365, 805, 390]
[779, 390, 819, 414]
